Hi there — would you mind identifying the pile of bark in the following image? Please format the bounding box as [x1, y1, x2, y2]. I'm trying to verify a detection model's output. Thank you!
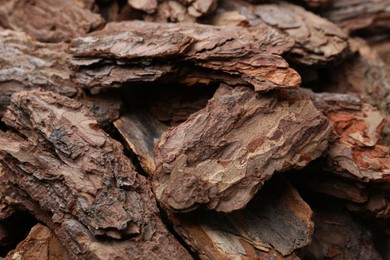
[0, 0, 390, 259]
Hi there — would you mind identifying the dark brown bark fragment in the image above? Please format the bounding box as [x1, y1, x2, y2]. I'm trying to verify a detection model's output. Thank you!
[210, 0, 349, 66]
[305, 197, 381, 259]
[321, 0, 390, 34]
[0, 0, 104, 43]
[170, 177, 312, 258]
[153, 85, 332, 212]
[0, 90, 191, 259]
[70, 21, 301, 93]
[0, 30, 77, 118]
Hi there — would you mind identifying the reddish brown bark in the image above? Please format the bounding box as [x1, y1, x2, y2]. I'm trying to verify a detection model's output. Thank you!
[0, 0, 103, 43]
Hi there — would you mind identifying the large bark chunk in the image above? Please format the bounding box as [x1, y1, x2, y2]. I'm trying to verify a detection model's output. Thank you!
[0, 0, 104, 43]
[170, 177, 313, 258]
[211, 0, 349, 66]
[5, 224, 70, 260]
[70, 21, 301, 93]
[321, 0, 390, 34]
[0, 30, 77, 117]
[0, 90, 191, 260]
[153, 85, 332, 212]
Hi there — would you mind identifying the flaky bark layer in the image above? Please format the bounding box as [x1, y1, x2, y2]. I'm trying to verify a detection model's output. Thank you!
[153, 85, 332, 212]
[0, 0, 103, 42]
[211, 0, 349, 66]
[70, 21, 300, 93]
[306, 90, 390, 182]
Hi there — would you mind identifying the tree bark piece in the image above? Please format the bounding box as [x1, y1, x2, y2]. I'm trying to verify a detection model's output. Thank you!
[0, 89, 191, 259]
[70, 21, 301, 93]
[0, 30, 77, 118]
[321, 0, 390, 34]
[305, 89, 390, 182]
[125, 0, 217, 22]
[210, 0, 349, 66]
[153, 85, 332, 213]
[5, 224, 70, 260]
[304, 197, 381, 260]
[0, 0, 104, 43]
[170, 177, 312, 258]
[326, 38, 390, 145]
[0, 181, 192, 260]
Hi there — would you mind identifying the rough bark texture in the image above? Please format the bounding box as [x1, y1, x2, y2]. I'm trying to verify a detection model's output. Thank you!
[321, 0, 390, 34]
[0, 181, 192, 260]
[70, 21, 301, 93]
[0, 30, 77, 117]
[211, 0, 349, 66]
[0, 90, 191, 259]
[153, 85, 332, 213]
[0, 0, 104, 43]
[305, 90, 390, 182]
[370, 37, 390, 74]
[170, 177, 313, 258]
[5, 224, 70, 260]
[326, 38, 390, 145]
[125, 0, 217, 22]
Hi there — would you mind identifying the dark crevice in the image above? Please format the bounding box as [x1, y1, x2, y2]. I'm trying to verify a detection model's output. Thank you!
[0, 211, 38, 257]
[156, 203, 200, 260]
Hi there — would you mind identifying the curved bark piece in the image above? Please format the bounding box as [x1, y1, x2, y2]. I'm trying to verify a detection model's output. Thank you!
[70, 21, 301, 93]
[170, 177, 313, 258]
[211, 0, 349, 66]
[0, 89, 190, 260]
[0, 30, 77, 117]
[321, 0, 390, 34]
[0, 0, 104, 43]
[305, 89, 390, 182]
[153, 85, 332, 213]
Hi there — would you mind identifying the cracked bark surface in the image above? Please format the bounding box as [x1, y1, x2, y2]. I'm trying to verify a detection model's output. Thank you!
[0, 90, 191, 259]
[70, 21, 301, 93]
[169, 177, 313, 258]
[153, 85, 332, 213]
[209, 0, 349, 66]
[0, 0, 104, 43]
[0, 30, 77, 118]
[321, 0, 390, 34]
